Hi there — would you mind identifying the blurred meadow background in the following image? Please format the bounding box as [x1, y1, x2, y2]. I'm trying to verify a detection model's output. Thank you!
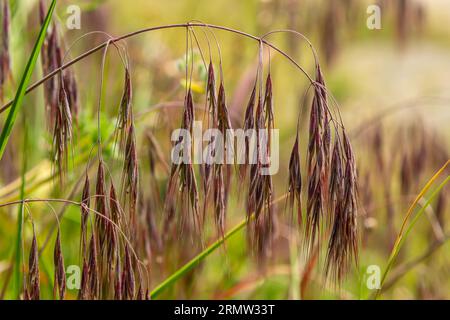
[0, 0, 449, 300]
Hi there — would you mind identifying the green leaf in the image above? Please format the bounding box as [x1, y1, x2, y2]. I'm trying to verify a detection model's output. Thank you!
[0, 0, 57, 160]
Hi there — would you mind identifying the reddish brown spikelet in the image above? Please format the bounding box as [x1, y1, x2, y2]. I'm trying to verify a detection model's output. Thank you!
[122, 123, 138, 229]
[87, 234, 99, 299]
[328, 139, 343, 215]
[213, 164, 226, 235]
[288, 136, 302, 225]
[181, 90, 200, 232]
[80, 174, 90, 256]
[53, 60, 73, 180]
[53, 230, 66, 300]
[63, 69, 79, 125]
[213, 82, 233, 236]
[95, 160, 108, 251]
[106, 183, 120, 279]
[117, 68, 133, 149]
[317, 67, 331, 162]
[121, 245, 135, 300]
[217, 82, 233, 138]
[239, 82, 256, 180]
[78, 258, 89, 300]
[246, 103, 259, 218]
[206, 61, 217, 118]
[109, 183, 122, 226]
[202, 61, 217, 215]
[28, 227, 40, 300]
[263, 73, 274, 135]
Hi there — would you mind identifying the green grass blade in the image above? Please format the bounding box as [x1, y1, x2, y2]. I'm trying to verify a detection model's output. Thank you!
[0, 0, 57, 160]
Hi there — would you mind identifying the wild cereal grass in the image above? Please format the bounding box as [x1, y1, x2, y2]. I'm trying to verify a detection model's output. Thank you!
[0, 0, 448, 300]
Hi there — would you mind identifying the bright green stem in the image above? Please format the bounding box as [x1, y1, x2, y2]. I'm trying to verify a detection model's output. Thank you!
[0, 0, 56, 159]
[150, 217, 248, 299]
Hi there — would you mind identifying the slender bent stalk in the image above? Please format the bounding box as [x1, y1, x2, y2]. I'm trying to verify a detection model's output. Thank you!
[150, 194, 288, 299]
